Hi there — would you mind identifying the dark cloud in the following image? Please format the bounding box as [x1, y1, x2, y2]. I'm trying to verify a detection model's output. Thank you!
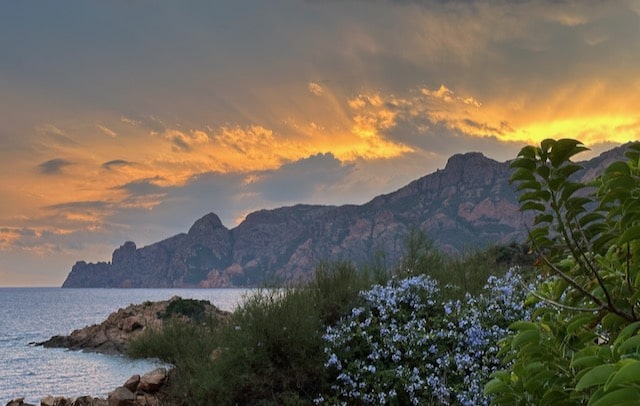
[45, 200, 112, 212]
[170, 135, 191, 152]
[386, 118, 524, 163]
[254, 153, 355, 202]
[37, 158, 73, 174]
[102, 159, 133, 170]
[114, 177, 166, 196]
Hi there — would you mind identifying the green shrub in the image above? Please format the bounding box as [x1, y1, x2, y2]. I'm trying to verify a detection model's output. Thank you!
[159, 298, 210, 323]
[486, 139, 640, 404]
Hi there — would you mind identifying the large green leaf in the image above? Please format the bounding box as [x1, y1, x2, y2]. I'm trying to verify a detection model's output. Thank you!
[605, 161, 632, 176]
[604, 360, 640, 391]
[549, 139, 589, 168]
[575, 364, 617, 391]
[588, 387, 640, 406]
[511, 329, 541, 350]
[511, 167, 537, 182]
[484, 378, 512, 396]
[616, 335, 640, 354]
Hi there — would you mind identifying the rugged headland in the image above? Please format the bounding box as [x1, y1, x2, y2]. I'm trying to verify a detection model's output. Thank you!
[62, 148, 627, 288]
[36, 296, 229, 355]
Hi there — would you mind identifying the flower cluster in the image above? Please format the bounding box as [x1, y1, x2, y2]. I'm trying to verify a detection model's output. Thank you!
[320, 268, 535, 405]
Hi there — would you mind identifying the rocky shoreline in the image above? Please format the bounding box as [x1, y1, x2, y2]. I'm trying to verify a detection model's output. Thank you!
[8, 297, 230, 406]
[5, 367, 168, 406]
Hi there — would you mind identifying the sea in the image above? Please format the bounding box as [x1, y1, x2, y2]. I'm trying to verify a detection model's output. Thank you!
[0, 288, 250, 404]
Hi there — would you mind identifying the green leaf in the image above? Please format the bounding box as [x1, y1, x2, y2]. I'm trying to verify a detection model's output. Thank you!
[571, 355, 605, 369]
[605, 361, 640, 391]
[484, 378, 512, 395]
[521, 201, 546, 212]
[511, 167, 537, 182]
[536, 165, 551, 181]
[517, 145, 538, 160]
[615, 322, 640, 344]
[509, 321, 539, 331]
[561, 181, 586, 201]
[517, 180, 542, 192]
[567, 313, 597, 334]
[520, 191, 550, 203]
[588, 387, 640, 406]
[605, 161, 632, 176]
[575, 364, 617, 391]
[549, 139, 588, 167]
[617, 335, 640, 354]
[511, 329, 540, 350]
[510, 157, 536, 170]
[619, 226, 640, 245]
[579, 212, 604, 227]
[556, 164, 584, 180]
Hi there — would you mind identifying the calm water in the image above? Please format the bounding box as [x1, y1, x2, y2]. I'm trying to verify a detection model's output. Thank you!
[0, 288, 249, 404]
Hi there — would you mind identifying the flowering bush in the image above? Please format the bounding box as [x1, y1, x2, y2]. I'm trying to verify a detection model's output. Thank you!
[320, 268, 535, 405]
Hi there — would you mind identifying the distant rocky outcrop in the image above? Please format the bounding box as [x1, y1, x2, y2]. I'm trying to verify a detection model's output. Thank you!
[36, 296, 229, 355]
[62, 145, 632, 288]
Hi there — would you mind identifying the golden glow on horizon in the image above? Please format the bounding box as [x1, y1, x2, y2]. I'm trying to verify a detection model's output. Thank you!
[502, 116, 640, 145]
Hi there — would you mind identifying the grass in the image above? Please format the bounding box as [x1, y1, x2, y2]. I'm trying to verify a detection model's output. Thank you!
[128, 238, 533, 405]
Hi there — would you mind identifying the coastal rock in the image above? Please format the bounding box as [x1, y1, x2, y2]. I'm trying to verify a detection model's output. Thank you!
[137, 368, 167, 393]
[37, 297, 230, 355]
[70, 397, 107, 406]
[4, 398, 34, 406]
[40, 396, 72, 406]
[107, 387, 135, 406]
[122, 376, 140, 392]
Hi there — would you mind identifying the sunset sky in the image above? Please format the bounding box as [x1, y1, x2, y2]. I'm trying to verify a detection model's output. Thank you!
[1, 1, 639, 286]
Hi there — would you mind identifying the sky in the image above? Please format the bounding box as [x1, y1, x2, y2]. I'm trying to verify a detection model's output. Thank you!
[1, 0, 639, 286]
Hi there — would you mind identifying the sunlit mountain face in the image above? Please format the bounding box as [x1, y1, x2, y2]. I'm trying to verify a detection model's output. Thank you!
[0, 0, 638, 286]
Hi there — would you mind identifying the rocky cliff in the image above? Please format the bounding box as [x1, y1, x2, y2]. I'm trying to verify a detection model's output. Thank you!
[62, 146, 629, 288]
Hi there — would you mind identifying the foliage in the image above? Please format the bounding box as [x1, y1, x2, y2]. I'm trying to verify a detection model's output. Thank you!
[486, 139, 640, 404]
[159, 298, 211, 323]
[320, 268, 535, 405]
[129, 262, 382, 406]
[129, 237, 531, 405]
[399, 228, 534, 301]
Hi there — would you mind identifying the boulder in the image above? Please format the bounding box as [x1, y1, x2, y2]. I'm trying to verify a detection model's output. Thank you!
[107, 387, 136, 406]
[137, 368, 167, 393]
[5, 398, 35, 406]
[122, 375, 140, 392]
[71, 397, 107, 406]
[41, 397, 72, 406]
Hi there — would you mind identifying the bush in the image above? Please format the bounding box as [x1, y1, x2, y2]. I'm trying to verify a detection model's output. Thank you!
[129, 262, 382, 405]
[159, 298, 210, 322]
[320, 268, 535, 405]
[486, 139, 640, 404]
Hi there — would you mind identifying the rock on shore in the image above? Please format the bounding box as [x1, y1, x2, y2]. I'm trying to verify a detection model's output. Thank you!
[35, 296, 230, 354]
[5, 367, 169, 406]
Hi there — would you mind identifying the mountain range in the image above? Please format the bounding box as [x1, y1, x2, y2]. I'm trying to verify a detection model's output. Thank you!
[62, 146, 628, 288]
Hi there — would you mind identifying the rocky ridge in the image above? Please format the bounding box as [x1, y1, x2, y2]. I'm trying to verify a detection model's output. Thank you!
[62, 146, 630, 288]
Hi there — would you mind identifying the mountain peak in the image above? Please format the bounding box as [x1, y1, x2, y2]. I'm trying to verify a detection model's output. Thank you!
[188, 212, 226, 237]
